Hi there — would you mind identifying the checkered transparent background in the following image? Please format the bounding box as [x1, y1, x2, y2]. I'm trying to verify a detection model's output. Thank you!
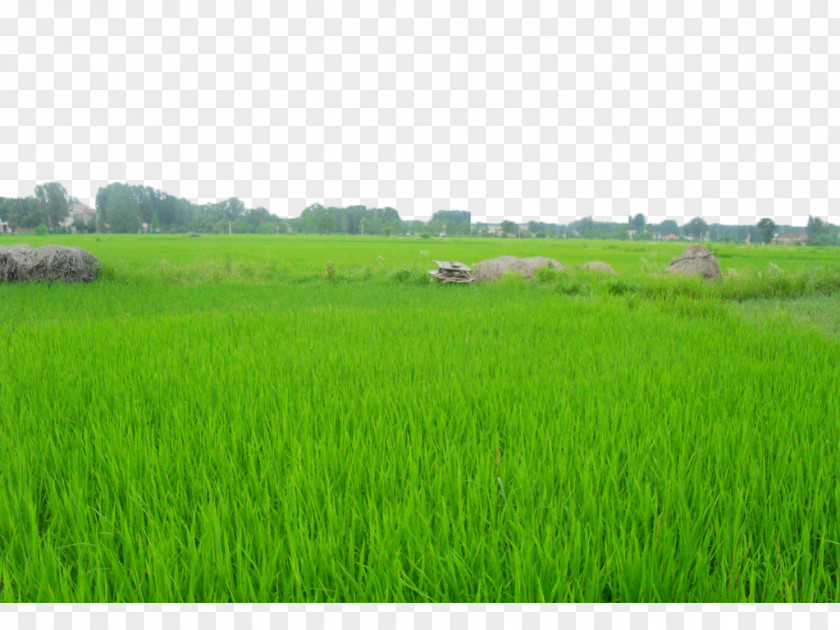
[4, 605, 840, 630]
[1, 0, 838, 225]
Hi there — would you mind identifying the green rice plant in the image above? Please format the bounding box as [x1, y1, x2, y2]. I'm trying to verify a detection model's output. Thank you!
[549, 272, 592, 297]
[496, 271, 527, 289]
[391, 266, 430, 285]
[1, 235, 840, 602]
[607, 278, 642, 297]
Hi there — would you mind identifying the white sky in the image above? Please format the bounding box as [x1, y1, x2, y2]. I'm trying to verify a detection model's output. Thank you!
[2, 1, 839, 228]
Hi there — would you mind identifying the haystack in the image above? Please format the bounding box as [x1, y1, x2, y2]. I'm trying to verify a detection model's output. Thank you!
[0, 244, 100, 283]
[665, 245, 720, 279]
[582, 261, 616, 274]
[472, 256, 565, 283]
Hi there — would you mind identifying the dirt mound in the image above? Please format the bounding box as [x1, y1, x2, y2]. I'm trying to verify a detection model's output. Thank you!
[0, 244, 100, 283]
[582, 261, 616, 274]
[665, 245, 720, 279]
[473, 255, 565, 283]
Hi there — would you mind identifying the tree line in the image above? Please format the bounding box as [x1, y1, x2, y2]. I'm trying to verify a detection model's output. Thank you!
[0, 182, 77, 233]
[1, 181, 838, 245]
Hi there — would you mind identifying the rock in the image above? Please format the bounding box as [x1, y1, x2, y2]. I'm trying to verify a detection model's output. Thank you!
[665, 245, 720, 279]
[0, 244, 100, 283]
[473, 255, 565, 283]
[582, 261, 616, 274]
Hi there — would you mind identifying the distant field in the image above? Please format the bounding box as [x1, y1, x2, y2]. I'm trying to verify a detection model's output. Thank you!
[1, 235, 839, 601]
[2, 233, 838, 282]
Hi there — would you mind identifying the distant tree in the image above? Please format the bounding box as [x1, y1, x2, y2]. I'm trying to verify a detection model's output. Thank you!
[432, 210, 471, 236]
[102, 184, 140, 233]
[387, 218, 403, 236]
[245, 207, 272, 232]
[0, 196, 42, 229]
[757, 218, 777, 244]
[684, 217, 709, 240]
[33, 182, 70, 230]
[806, 216, 835, 246]
[628, 213, 646, 232]
[500, 220, 518, 236]
[150, 213, 161, 233]
[657, 220, 680, 237]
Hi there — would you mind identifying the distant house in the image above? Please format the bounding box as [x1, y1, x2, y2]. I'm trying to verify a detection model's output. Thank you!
[659, 234, 681, 241]
[61, 202, 97, 232]
[774, 232, 808, 246]
[70, 202, 96, 225]
[0, 219, 9, 234]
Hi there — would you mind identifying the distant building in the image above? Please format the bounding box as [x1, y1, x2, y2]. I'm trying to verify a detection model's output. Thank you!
[70, 202, 96, 225]
[61, 202, 97, 232]
[0, 219, 9, 234]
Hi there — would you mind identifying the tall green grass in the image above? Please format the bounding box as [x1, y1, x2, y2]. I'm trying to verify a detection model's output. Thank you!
[1, 236, 839, 601]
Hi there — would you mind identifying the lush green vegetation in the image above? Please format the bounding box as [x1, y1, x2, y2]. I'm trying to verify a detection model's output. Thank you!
[3, 181, 840, 244]
[1, 235, 839, 601]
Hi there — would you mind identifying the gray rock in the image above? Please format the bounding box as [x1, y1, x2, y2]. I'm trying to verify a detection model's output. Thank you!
[582, 261, 616, 274]
[665, 245, 721, 279]
[473, 255, 565, 283]
[0, 244, 100, 283]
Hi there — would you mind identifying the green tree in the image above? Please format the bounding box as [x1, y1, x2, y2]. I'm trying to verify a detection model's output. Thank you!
[103, 184, 140, 233]
[33, 182, 70, 230]
[500, 220, 518, 236]
[432, 210, 471, 236]
[245, 207, 272, 232]
[657, 220, 680, 237]
[150, 213, 161, 233]
[757, 218, 777, 244]
[684, 218, 709, 240]
[806, 216, 837, 246]
[0, 196, 42, 229]
[628, 213, 646, 232]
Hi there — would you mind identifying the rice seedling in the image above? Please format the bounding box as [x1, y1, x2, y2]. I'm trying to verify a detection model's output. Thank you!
[0, 235, 838, 602]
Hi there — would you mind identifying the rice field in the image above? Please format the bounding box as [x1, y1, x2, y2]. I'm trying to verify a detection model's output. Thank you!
[1, 234, 839, 602]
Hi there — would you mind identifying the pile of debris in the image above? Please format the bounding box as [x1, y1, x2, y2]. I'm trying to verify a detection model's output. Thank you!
[665, 245, 721, 279]
[473, 255, 565, 283]
[428, 260, 474, 284]
[0, 244, 100, 283]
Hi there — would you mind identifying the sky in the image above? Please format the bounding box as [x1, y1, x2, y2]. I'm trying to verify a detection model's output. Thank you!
[1, 1, 839, 227]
